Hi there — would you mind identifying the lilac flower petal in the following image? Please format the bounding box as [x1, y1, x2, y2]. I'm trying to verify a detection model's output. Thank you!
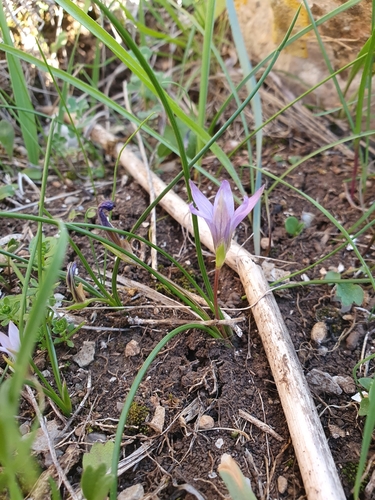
[8, 322, 20, 352]
[188, 179, 265, 268]
[0, 332, 12, 353]
[189, 181, 214, 220]
[213, 180, 234, 218]
[230, 186, 264, 231]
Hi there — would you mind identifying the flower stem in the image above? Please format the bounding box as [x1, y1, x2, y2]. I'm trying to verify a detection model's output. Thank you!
[213, 266, 227, 338]
[213, 266, 221, 321]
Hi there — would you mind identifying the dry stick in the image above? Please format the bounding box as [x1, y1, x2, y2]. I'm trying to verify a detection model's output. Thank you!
[237, 255, 345, 500]
[87, 124, 345, 500]
[25, 386, 79, 500]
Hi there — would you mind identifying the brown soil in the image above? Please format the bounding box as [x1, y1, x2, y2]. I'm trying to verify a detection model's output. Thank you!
[2, 137, 375, 499]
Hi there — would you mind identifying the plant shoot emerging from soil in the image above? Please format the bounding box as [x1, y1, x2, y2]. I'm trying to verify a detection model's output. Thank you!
[189, 180, 264, 323]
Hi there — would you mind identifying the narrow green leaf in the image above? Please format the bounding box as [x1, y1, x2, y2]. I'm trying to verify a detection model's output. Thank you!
[218, 454, 257, 500]
[0, 2, 39, 164]
[0, 119, 15, 159]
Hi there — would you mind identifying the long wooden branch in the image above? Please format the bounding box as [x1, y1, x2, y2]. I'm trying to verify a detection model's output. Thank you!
[89, 124, 345, 500]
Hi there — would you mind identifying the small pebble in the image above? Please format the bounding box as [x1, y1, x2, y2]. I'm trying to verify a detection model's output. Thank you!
[277, 475, 288, 494]
[64, 195, 80, 204]
[260, 237, 272, 249]
[148, 405, 165, 434]
[125, 339, 140, 357]
[86, 432, 107, 444]
[328, 423, 345, 439]
[73, 341, 96, 367]
[117, 484, 144, 500]
[19, 421, 31, 436]
[332, 375, 356, 394]
[310, 322, 327, 345]
[32, 420, 60, 452]
[346, 325, 365, 350]
[215, 438, 224, 449]
[198, 415, 215, 429]
[306, 369, 342, 395]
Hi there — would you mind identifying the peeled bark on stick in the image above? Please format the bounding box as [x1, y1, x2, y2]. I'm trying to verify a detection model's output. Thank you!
[89, 124, 345, 500]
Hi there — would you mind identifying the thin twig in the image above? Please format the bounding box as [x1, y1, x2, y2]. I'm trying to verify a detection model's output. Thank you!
[239, 409, 284, 442]
[25, 385, 79, 500]
[127, 316, 245, 326]
[123, 81, 158, 271]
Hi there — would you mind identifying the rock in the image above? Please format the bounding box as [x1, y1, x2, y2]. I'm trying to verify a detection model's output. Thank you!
[310, 322, 327, 345]
[86, 432, 107, 444]
[261, 261, 290, 282]
[148, 405, 165, 434]
[215, 438, 224, 449]
[260, 237, 273, 250]
[19, 421, 31, 436]
[117, 484, 144, 500]
[346, 325, 365, 350]
[64, 195, 80, 205]
[198, 415, 215, 429]
[277, 475, 288, 494]
[125, 339, 140, 357]
[332, 375, 356, 394]
[31, 420, 60, 452]
[328, 423, 345, 439]
[306, 368, 342, 395]
[73, 341, 95, 367]
[236, 0, 372, 109]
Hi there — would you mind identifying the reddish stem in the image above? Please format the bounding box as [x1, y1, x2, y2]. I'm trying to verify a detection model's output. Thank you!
[350, 145, 359, 199]
[213, 267, 227, 338]
[213, 266, 221, 321]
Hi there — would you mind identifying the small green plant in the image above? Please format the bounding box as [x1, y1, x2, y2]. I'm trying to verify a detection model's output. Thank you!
[285, 216, 305, 236]
[218, 453, 257, 500]
[50, 316, 83, 348]
[352, 354, 375, 499]
[81, 441, 115, 500]
[326, 271, 364, 310]
[356, 377, 371, 417]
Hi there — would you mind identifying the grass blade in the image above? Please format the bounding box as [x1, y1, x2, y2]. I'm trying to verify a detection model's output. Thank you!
[0, 1, 39, 165]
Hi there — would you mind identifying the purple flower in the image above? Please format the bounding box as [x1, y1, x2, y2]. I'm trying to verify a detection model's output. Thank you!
[66, 262, 86, 303]
[98, 200, 134, 261]
[98, 200, 123, 248]
[0, 321, 20, 360]
[189, 180, 264, 267]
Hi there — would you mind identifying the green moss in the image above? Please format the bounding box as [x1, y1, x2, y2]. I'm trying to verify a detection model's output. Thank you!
[126, 402, 150, 435]
[341, 462, 368, 491]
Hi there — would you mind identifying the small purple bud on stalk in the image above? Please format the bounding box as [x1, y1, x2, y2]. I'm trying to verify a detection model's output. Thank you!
[98, 201, 134, 260]
[98, 201, 123, 248]
[189, 180, 264, 268]
[0, 321, 20, 361]
[66, 262, 86, 303]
